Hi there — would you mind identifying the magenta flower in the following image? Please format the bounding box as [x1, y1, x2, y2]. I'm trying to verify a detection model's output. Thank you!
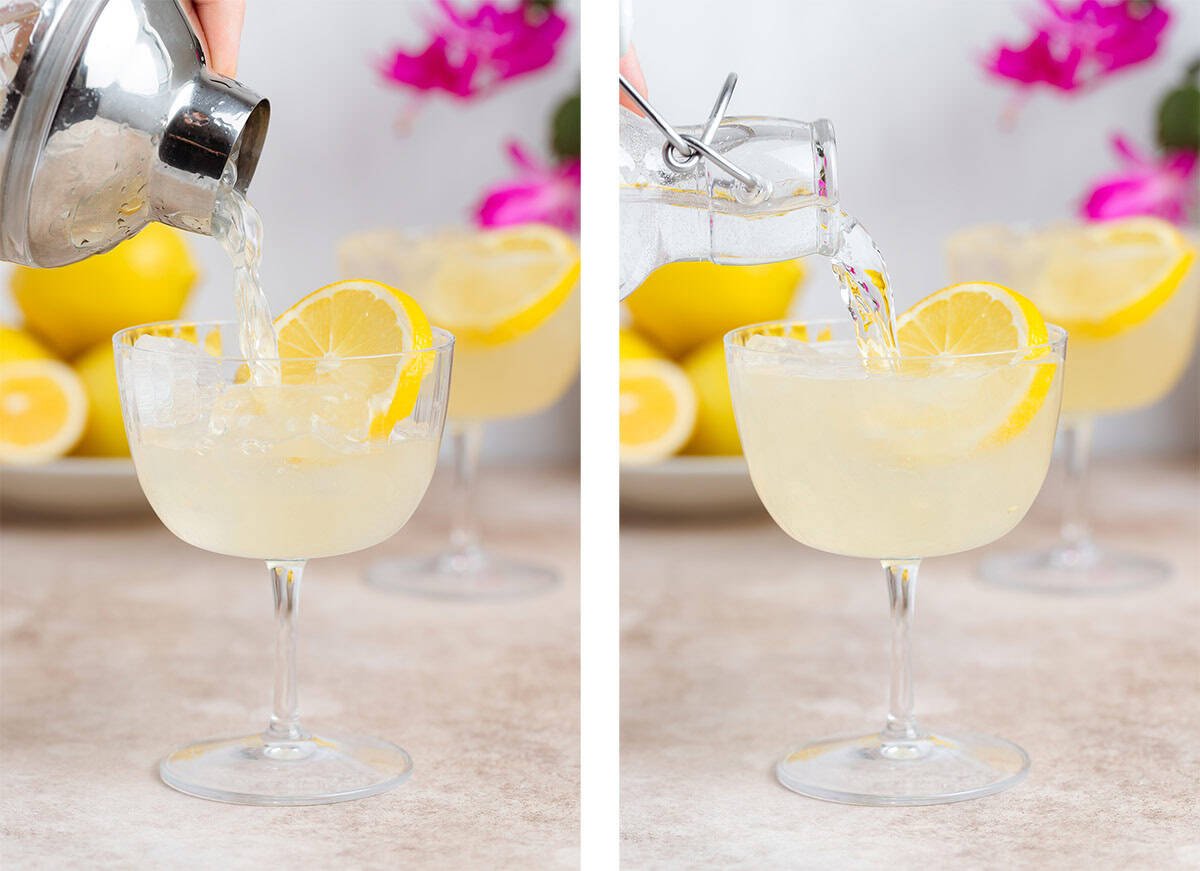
[1081, 135, 1198, 223]
[987, 0, 1170, 92]
[475, 142, 580, 232]
[381, 0, 567, 99]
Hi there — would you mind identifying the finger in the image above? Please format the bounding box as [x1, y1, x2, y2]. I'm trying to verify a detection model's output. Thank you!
[193, 0, 246, 78]
[620, 46, 648, 114]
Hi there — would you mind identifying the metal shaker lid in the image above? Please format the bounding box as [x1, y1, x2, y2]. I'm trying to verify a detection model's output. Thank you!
[0, 0, 269, 268]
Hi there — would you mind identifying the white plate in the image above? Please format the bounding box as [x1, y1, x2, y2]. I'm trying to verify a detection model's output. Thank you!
[0, 457, 149, 517]
[620, 455, 763, 517]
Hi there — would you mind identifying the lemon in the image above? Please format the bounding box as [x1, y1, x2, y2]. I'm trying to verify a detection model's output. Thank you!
[896, 282, 1056, 445]
[1030, 217, 1196, 339]
[619, 327, 663, 361]
[0, 360, 88, 463]
[619, 358, 697, 465]
[680, 337, 740, 455]
[0, 325, 52, 364]
[10, 224, 198, 358]
[72, 342, 130, 457]
[625, 260, 805, 357]
[273, 278, 435, 437]
[338, 225, 579, 346]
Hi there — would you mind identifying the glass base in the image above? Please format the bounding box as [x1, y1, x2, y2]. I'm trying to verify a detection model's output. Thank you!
[776, 731, 1029, 806]
[366, 549, 559, 600]
[979, 544, 1170, 594]
[159, 732, 413, 806]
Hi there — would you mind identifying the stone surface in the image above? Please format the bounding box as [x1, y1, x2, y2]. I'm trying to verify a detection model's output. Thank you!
[621, 458, 1200, 869]
[1, 466, 579, 869]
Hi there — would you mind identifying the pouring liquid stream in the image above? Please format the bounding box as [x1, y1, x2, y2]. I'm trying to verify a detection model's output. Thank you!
[212, 158, 278, 383]
[828, 210, 899, 360]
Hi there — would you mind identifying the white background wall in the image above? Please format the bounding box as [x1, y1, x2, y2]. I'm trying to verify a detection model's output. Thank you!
[633, 0, 1199, 456]
[2, 0, 581, 463]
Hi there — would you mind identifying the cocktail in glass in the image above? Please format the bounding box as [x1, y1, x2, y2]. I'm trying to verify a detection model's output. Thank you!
[339, 228, 581, 599]
[726, 318, 1066, 805]
[948, 221, 1199, 593]
[115, 320, 453, 804]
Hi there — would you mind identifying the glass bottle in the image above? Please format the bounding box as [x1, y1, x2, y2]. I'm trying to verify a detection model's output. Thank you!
[620, 107, 840, 297]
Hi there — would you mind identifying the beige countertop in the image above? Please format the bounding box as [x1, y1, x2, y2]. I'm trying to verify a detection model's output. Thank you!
[1, 466, 579, 869]
[621, 457, 1200, 869]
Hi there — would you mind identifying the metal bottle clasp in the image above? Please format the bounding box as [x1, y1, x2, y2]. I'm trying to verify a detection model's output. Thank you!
[619, 72, 769, 205]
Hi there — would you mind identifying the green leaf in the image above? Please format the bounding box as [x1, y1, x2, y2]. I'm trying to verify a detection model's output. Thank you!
[551, 92, 581, 160]
[1157, 83, 1200, 152]
[523, 0, 555, 25]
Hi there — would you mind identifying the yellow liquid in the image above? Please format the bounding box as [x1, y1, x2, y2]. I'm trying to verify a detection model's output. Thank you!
[1048, 263, 1200, 417]
[729, 343, 1063, 558]
[135, 435, 437, 560]
[447, 287, 580, 422]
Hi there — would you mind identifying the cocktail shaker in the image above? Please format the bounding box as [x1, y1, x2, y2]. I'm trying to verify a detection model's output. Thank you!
[0, 0, 270, 267]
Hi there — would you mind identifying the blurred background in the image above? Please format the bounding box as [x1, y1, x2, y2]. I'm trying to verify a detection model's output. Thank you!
[630, 0, 1198, 457]
[0, 0, 581, 463]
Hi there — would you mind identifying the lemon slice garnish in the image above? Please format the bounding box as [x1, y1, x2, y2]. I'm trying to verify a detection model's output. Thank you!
[619, 358, 698, 465]
[896, 282, 1057, 446]
[1031, 217, 1196, 339]
[273, 279, 435, 437]
[0, 360, 88, 463]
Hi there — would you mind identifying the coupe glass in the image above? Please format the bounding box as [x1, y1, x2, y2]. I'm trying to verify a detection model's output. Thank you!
[115, 320, 453, 805]
[726, 319, 1067, 805]
[948, 224, 1200, 593]
[339, 229, 581, 600]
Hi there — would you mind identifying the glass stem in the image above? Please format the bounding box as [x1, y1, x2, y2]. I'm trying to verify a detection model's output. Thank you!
[881, 559, 923, 746]
[1059, 416, 1096, 558]
[265, 559, 308, 744]
[448, 422, 485, 558]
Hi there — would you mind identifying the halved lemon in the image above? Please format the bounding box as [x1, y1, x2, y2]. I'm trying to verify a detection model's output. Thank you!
[340, 225, 579, 346]
[1031, 217, 1195, 339]
[896, 282, 1057, 446]
[0, 360, 88, 463]
[273, 279, 435, 437]
[620, 358, 698, 465]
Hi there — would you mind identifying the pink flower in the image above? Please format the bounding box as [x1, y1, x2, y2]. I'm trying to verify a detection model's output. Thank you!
[475, 142, 580, 232]
[1081, 135, 1198, 223]
[987, 0, 1170, 92]
[381, 0, 567, 99]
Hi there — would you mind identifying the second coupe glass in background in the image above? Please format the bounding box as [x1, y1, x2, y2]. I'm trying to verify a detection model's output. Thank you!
[340, 228, 581, 600]
[947, 221, 1199, 593]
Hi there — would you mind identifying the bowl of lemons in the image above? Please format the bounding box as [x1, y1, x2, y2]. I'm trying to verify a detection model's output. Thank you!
[619, 259, 806, 516]
[0, 225, 198, 516]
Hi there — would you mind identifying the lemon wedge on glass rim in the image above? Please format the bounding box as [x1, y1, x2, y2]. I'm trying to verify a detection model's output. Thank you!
[272, 279, 434, 437]
[338, 225, 580, 347]
[895, 282, 1058, 447]
[1029, 216, 1196, 339]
